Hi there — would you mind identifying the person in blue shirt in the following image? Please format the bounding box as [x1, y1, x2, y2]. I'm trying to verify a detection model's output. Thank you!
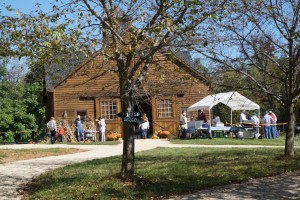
[74, 115, 83, 142]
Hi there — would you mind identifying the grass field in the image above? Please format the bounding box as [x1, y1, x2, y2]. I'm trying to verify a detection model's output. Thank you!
[23, 146, 300, 199]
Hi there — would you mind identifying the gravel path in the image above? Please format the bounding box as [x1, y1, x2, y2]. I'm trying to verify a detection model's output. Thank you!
[0, 140, 299, 200]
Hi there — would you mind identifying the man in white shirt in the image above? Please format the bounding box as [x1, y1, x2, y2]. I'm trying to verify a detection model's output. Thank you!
[263, 111, 273, 139]
[240, 110, 247, 123]
[212, 114, 221, 126]
[251, 113, 260, 138]
[240, 110, 247, 131]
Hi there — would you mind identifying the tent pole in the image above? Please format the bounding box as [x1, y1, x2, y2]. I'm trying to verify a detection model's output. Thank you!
[231, 109, 233, 125]
[209, 109, 211, 124]
[258, 109, 260, 134]
[209, 109, 211, 137]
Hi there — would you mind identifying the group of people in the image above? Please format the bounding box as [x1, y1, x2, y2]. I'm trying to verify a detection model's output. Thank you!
[46, 115, 107, 144]
[240, 110, 260, 138]
[179, 109, 208, 139]
[74, 115, 107, 142]
[240, 110, 278, 139]
[179, 109, 279, 140]
[240, 110, 259, 123]
[262, 111, 278, 139]
[47, 112, 151, 143]
[46, 117, 64, 144]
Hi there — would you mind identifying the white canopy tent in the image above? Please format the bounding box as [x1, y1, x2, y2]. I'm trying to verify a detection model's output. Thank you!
[187, 91, 260, 125]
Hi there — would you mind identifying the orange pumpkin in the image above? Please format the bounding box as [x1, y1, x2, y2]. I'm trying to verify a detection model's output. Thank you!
[107, 131, 122, 141]
[158, 130, 171, 138]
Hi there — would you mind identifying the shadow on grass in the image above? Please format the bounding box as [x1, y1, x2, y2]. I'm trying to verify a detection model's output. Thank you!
[23, 147, 300, 199]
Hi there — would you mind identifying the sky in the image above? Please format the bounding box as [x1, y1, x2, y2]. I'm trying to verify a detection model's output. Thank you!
[1, 0, 52, 16]
[0, 1, 53, 69]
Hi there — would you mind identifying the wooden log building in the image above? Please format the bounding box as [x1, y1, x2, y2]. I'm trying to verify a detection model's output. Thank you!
[45, 50, 211, 137]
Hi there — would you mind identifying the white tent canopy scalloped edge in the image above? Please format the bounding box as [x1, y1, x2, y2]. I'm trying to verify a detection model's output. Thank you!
[187, 91, 260, 125]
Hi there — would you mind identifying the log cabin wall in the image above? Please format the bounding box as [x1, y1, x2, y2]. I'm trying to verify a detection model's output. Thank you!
[51, 55, 122, 132]
[145, 52, 211, 135]
[48, 51, 211, 136]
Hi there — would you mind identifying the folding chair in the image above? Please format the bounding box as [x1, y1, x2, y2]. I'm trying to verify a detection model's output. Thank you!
[194, 120, 204, 137]
[186, 127, 196, 138]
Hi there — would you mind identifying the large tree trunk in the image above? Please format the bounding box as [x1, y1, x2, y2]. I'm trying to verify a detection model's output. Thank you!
[120, 116, 135, 178]
[118, 60, 136, 179]
[285, 102, 295, 157]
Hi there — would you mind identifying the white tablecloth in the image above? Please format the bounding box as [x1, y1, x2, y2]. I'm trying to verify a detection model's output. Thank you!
[210, 126, 231, 131]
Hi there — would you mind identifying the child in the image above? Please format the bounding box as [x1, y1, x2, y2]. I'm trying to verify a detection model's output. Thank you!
[84, 126, 93, 142]
[57, 127, 65, 143]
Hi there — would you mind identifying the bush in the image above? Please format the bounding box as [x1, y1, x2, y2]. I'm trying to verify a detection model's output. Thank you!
[14, 131, 32, 143]
[0, 132, 15, 142]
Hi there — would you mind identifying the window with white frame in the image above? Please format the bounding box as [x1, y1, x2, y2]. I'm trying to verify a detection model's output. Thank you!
[101, 100, 117, 120]
[157, 99, 173, 118]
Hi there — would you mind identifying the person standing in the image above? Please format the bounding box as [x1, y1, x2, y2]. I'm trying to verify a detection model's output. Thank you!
[212, 114, 221, 126]
[263, 111, 273, 139]
[251, 113, 260, 138]
[47, 117, 57, 144]
[99, 116, 106, 142]
[247, 112, 252, 120]
[269, 111, 278, 138]
[139, 113, 149, 139]
[57, 126, 65, 143]
[197, 109, 207, 122]
[178, 110, 185, 138]
[240, 110, 247, 123]
[240, 110, 247, 131]
[180, 111, 188, 139]
[74, 115, 83, 142]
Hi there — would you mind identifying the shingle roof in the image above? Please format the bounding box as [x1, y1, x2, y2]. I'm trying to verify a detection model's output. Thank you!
[45, 52, 87, 91]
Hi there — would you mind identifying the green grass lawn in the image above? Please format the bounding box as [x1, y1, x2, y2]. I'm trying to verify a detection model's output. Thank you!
[170, 136, 300, 146]
[23, 147, 300, 200]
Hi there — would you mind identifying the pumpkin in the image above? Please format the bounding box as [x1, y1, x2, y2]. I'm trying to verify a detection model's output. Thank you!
[158, 130, 171, 138]
[107, 131, 122, 141]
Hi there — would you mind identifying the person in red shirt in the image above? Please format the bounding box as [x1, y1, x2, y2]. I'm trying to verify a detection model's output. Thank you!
[197, 109, 207, 122]
[269, 111, 278, 138]
[57, 127, 65, 143]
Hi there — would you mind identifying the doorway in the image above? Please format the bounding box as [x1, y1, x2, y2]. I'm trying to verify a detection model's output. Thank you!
[134, 98, 153, 137]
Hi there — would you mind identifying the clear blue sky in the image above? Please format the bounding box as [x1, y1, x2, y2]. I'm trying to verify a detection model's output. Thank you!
[1, 0, 52, 16]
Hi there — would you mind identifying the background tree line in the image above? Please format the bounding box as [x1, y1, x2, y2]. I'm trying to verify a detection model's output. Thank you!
[0, 57, 45, 142]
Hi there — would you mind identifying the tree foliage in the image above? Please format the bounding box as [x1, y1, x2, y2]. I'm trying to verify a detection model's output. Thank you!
[0, 59, 45, 142]
[192, 0, 300, 156]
